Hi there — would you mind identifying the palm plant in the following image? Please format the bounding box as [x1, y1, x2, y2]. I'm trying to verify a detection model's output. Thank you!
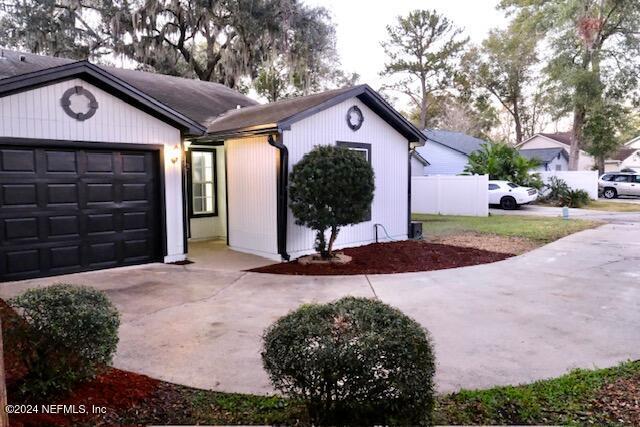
[464, 143, 542, 188]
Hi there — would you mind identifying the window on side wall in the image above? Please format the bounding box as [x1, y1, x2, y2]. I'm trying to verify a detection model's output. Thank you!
[337, 141, 372, 222]
[189, 149, 217, 217]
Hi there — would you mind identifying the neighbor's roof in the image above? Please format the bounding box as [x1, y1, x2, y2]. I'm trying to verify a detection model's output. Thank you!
[0, 49, 257, 129]
[519, 147, 569, 163]
[410, 149, 430, 166]
[203, 84, 426, 143]
[539, 131, 573, 145]
[611, 147, 637, 161]
[421, 129, 487, 155]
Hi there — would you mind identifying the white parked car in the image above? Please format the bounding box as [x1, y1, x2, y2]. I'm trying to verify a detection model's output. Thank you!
[488, 180, 538, 210]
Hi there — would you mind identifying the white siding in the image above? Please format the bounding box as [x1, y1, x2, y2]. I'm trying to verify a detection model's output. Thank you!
[410, 156, 426, 176]
[189, 146, 227, 240]
[520, 136, 594, 171]
[225, 136, 279, 259]
[283, 97, 409, 258]
[419, 142, 469, 175]
[530, 154, 569, 172]
[0, 78, 186, 262]
[620, 149, 640, 171]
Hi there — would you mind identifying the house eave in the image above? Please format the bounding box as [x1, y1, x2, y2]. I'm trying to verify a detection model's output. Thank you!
[0, 61, 206, 135]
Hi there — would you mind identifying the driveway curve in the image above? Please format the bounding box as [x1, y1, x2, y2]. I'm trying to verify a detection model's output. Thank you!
[2, 222, 639, 395]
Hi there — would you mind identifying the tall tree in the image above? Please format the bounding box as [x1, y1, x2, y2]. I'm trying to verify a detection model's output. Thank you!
[501, 0, 640, 169]
[462, 24, 541, 144]
[0, 0, 345, 92]
[380, 9, 468, 129]
[583, 101, 629, 173]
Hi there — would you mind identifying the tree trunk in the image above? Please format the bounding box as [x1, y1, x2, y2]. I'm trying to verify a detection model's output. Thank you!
[0, 317, 8, 427]
[315, 229, 328, 258]
[512, 95, 524, 145]
[419, 76, 428, 129]
[597, 155, 605, 176]
[569, 107, 585, 171]
[327, 226, 339, 258]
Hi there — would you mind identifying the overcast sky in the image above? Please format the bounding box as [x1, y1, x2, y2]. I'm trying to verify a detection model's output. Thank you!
[304, 0, 507, 90]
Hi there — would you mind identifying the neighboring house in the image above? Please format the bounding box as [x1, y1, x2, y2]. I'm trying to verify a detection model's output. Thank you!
[0, 50, 424, 281]
[607, 147, 640, 172]
[516, 132, 596, 171]
[409, 149, 429, 176]
[626, 135, 640, 149]
[519, 147, 569, 172]
[413, 129, 487, 175]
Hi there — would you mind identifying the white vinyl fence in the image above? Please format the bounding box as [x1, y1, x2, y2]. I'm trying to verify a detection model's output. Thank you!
[412, 175, 489, 217]
[538, 171, 599, 199]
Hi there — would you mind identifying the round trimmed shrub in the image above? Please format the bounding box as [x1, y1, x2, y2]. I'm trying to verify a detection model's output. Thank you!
[9, 283, 120, 397]
[289, 145, 375, 258]
[261, 297, 435, 426]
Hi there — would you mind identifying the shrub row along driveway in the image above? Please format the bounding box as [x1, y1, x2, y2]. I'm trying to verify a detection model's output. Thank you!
[1, 222, 639, 396]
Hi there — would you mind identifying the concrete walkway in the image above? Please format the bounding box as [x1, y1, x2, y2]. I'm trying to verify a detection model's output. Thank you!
[2, 223, 639, 395]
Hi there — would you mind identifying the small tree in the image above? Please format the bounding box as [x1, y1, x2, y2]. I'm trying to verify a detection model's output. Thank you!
[289, 145, 375, 259]
[465, 142, 542, 188]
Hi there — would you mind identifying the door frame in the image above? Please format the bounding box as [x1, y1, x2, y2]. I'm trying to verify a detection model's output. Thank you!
[0, 136, 169, 261]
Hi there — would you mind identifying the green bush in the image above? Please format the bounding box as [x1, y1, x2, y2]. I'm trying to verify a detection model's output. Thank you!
[9, 284, 120, 398]
[465, 143, 542, 188]
[261, 297, 435, 426]
[542, 177, 591, 208]
[289, 145, 375, 258]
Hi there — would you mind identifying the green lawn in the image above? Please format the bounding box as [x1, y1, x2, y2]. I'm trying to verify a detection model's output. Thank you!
[412, 213, 601, 243]
[586, 200, 640, 212]
[116, 360, 640, 425]
[434, 360, 640, 426]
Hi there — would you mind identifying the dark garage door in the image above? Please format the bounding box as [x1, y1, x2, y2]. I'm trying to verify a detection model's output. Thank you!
[0, 144, 163, 282]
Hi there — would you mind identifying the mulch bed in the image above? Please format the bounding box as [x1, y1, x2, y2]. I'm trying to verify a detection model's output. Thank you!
[249, 240, 513, 275]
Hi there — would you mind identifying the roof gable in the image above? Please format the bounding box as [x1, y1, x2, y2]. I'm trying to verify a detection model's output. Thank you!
[422, 129, 487, 155]
[0, 60, 205, 134]
[0, 49, 258, 129]
[203, 84, 426, 143]
[519, 147, 569, 163]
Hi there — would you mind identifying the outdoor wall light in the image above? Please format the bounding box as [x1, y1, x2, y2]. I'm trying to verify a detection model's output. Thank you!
[184, 140, 192, 151]
[170, 144, 181, 164]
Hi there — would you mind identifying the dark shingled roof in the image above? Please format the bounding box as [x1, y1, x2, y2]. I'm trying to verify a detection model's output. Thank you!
[206, 86, 355, 134]
[421, 129, 487, 155]
[204, 84, 426, 143]
[539, 131, 573, 145]
[611, 147, 638, 161]
[519, 147, 568, 163]
[0, 49, 257, 126]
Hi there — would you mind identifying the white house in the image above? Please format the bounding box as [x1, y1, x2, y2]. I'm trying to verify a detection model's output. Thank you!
[413, 129, 487, 175]
[0, 50, 424, 281]
[608, 147, 640, 172]
[517, 132, 595, 170]
[626, 135, 640, 149]
[519, 147, 569, 172]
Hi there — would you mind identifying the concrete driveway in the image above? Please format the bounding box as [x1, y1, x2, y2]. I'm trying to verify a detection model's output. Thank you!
[490, 204, 640, 223]
[2, 223, 639, 395]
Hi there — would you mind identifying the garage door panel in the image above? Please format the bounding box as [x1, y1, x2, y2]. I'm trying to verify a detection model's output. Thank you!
[50, 246, 81, 269]
[47, 183, 78, 205]
[5, 249, 40, 275]
[1, 144, 163, 281]
[2, 184, 37, 206]
[48, 215, 80, 236]
[45, 151, 77, 173]
[4, 218, 38, 240]
[1, 149, 35, 172]
[85, 152, 114, 173]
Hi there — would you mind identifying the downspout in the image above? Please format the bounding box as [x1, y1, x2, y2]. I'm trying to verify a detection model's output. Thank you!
[407, 143, 412, 236]
[267, 133, 291, 261]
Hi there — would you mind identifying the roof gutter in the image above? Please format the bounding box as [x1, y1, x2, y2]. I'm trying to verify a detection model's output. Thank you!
[267, 133, 290, 261]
